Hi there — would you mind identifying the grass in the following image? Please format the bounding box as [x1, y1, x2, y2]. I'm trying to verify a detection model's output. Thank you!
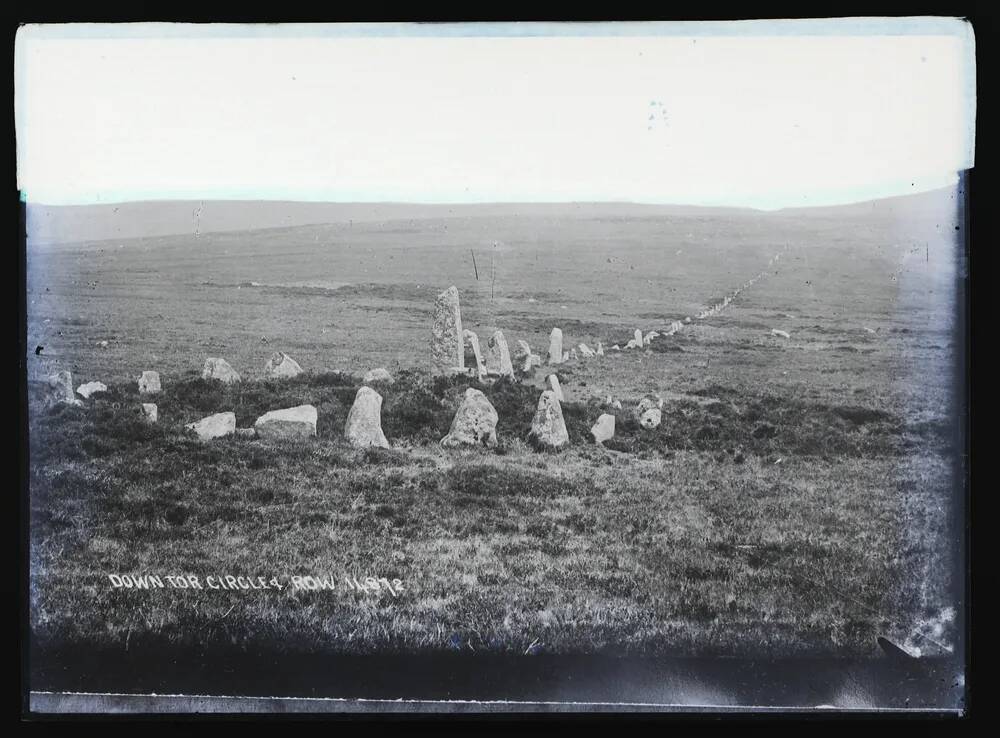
[28, 368, 954, 658]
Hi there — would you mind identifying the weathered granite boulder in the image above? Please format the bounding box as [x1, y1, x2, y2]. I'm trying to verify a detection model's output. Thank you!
[254, 404, 317, 441]
[363, 367, 394, 384]
[431, 286, 464, 374]
[528, 390, 569, 449]
[264, 351, 303, 379]
[485, 330, 514, 378]
[548, 328, 563, 364]
[202, 358, 241, 384]
[344, 386, 389, 449]
[639, 408, 662, 429]
[76, 381, 107, 399]
[46, 371, 82, 406]
[186, 412, 236, 440]
[138, 371, 161, 394]
[441, 388, 499, 448]
[141, 403, 158, 423]
[578, 344, 595, 357]
[591, 413, 615, 444]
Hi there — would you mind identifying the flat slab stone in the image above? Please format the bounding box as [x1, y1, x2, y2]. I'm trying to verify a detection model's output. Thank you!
[76, 381, 108, 399]
[186, 412, 236, 440]
[254, 405, 317, 441]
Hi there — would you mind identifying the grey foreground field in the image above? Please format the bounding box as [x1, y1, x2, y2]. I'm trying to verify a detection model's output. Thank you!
[26, 190, 963, 658]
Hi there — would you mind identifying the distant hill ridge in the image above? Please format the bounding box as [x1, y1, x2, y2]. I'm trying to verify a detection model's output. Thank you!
[25, 188, 960, 245]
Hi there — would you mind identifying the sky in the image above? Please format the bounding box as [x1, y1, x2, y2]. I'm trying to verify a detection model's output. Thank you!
[14, 20, 976, 210]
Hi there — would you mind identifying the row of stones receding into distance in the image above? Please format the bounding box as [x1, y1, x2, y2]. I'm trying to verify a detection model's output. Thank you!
[45, 273, 776, 449]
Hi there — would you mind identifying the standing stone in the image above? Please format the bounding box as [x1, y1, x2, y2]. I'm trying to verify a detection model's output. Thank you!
[441, 388, 498, 448]
[264, 351, 303, 379]
[578, 344, 595, 358]
[46, 371, 82, 406]
[186, 412, 236, 440]
[344, 386, 389, 449]
[202, 358, 241, 384]
[547, 374, 565, 402]
[522, 354, 542, 372]
[569, 348, 578, 361]
[485, 330, 514, 378]
[254, 404, 317, 441]
[528, 390, 569, 449]
[431, 286, 464, 374]
[363, 367, 394, 384]
[634, 329, 643, 347]
[463, 330, 488, 380]
[591, 413, 615, 444]
[515, 340, 532, 362]
[596, 342, 604, 356]
[141, 403, 158, 423]
[548, 328, 563, 365]
[138, 371, 161, 394]
[626, 339, 638, 350]
[76, 381, 108, 399]
[562, 351, 570, 362]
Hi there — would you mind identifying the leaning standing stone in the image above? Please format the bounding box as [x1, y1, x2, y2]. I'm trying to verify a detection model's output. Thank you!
[254, 405, 317, 441]
[202, 358, 241, 383]
[591, 413, 615, 444]
[548, 328, 563, 365]
[431, 286, 464, 374]
[264, 351, 303, 378]
[344, 386, 389, 449]
[528, 390, 569, 449]
[547, 373, 565, 402]
[463, 329, 488, 381]
[138, 371, 161, 394]
[185, 412, 236, 440]
[141, 403, 158, 423]
[486, 330, 514, 378]
[441, 388, 499, 448]
[46, 371, 82, 406]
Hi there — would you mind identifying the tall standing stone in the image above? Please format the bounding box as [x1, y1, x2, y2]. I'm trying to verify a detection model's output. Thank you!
[528, 390, 569, 449]
[486, 330, 514, 378]
[344, 386, 389, 449]
[463, 329, 487, 381]
[431, 286, 464, 374]
[441, 388, 499, 448]
[548, 328, 563, 365]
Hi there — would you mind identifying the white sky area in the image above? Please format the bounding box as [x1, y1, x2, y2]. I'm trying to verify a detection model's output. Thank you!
[15, 20, 976, 210]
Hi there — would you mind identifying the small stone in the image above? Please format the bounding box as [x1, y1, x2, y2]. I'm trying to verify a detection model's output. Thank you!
[441, 388, 499, 448]
[591, 413, 615, 444]
[639, 408, 662, 429]
[186, 412, 236, 440]
[771, 329, 791, 339]
[528, 390, 569, 449]
[76, 381, 108, 399]
[46, 371, 82, 406]
[235, 428, 256, 438]
[634, 329, 643, 346]
[596, 342, 604, 356]
[264, 351, 303, 378]
[363, 367, 394, 384]
[612, 400, 623, 410]
[562, 351, 570, 362]
[138, 371, 161, 394]
[254, 404, 317, 441]
[578, 343, 596, 358]
[344, 386, 389, 448]
[141, 403, 158, 423]
[202, 358, 241, 383]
